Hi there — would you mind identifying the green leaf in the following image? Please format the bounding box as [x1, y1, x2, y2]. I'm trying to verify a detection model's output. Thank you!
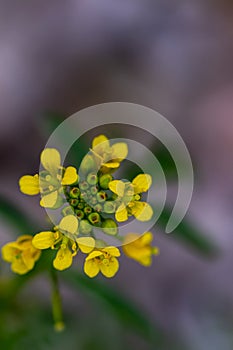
[63, 271, 164, 345]
[0, 195, 38, 233]
[157, 207, 219, 256]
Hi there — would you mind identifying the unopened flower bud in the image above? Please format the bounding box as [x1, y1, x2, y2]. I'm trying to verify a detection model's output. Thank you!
[87, 173, 98, 185]
[99, 174, 113, 189]
[94, 204, 102, 212]
[103, 201, 116, 214]
[79, 181, 89, 191]
[79, 220, 92, 234]
[88, 212, 101, 225]
[84, 206, 92, 215]
[90, 186, 98, 195]
[70, 198, 78, 207]
[77, 202, 84, 210]
[97, 191, 107, 203]
[70, 187, 80, 199]
[75, 209, 84, 220]
[101, 219, 118, 236]
[95, 239, 107, 249]
[62, 206, 74, 216]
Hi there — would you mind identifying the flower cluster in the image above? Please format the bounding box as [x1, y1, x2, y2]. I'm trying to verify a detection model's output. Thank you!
[2, 135, 159, 278]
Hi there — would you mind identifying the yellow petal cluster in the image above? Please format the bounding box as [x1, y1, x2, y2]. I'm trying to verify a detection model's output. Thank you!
[122, 232, 159, 266]
[109, 174, 153, 222]
[1, 235, 41, 274]
[32, 215, 95, 271]
[91, 135, 128, 173]
[84, 247, 120, 278]
[19, 148, 78, 208]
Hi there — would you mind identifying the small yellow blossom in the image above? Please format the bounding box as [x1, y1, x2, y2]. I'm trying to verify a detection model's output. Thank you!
[84, 246, 120, 278]
[1, 235, 41, 274]
[109, 174, 153, 222]
[19, 148, 78, 208]
[91, 135, 128, 173]
[122, 232, 159, 266]
[32, 215, 95, 271]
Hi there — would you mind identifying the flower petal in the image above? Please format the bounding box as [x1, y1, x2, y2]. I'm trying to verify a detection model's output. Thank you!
[86, 250, 103, 261]
[102, 162, 120, 168]
[61, 166, 78, 185]
[11, 258, 30, 275]
[103, 246, 121, 257]
[132, 174, 152, 193]
[141, 232, 153, 245]
[16, 235, 34, 250]
[77, 237, 95, 253]
[19, 175, 40, 195]
[111, 142, 128, 162]
[32, 231, 56, 249]
[53, 247, 73, 271]
[40, 191, 58, 208]
[1, 243, 19, 262]
[108, 180, 125, 197]
[92, 135, 109, 149]
[59, 215, 78, 235]
[22, 250, 36, 270]
[131, 202, 153, 221]
[40, 148, 61, 176]
[115, 204, 128, 222]
[100, 257, 119, 278]
[84, 259, 100, 278]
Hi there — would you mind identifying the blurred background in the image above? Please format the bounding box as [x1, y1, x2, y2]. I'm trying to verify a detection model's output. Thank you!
[0, 0, 233, 349]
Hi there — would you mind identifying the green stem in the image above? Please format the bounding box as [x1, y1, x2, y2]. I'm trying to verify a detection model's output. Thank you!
[50, 268, 65, 332]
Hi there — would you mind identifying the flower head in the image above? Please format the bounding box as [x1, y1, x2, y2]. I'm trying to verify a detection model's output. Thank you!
[109, 174, 153, 222]
[90, 135, 128, 173]
[1, 235, 41, 274]
[122, 232, 159, 266]
[84, 246, 120, 278]
[19, 148, 78, 208]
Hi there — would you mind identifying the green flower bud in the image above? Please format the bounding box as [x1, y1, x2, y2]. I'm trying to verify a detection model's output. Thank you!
[101, 219, 118, 236]
[87, 173, 98, 185]
[134, 194, 140, 201]
[84, 206, 92, 215]
[94, 204, 102, 212]
[99, 174, 113, 189]
[75, 209, 85, 220]
[90, 186, 98, 195]
[88, 212, 101, 225]
[111, 193, 118, 201]
[80, 155, 96, 174]
[103, 201, 116, 214]
[77, 202, 84, 210]
[80, 192, 88, 201]
[70, 187, 80, 198]
[79, 220, 92, 234]
[70, 198, 79, 207]
[90, 197, 97, 206]
[97, 191, 107, 203]
[62, 206, 74, 216]
[95, 239, 107, 249]
[79, 181, 89, 191]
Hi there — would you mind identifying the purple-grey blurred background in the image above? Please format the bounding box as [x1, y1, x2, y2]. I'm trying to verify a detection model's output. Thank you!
[1, 1, 233, 349]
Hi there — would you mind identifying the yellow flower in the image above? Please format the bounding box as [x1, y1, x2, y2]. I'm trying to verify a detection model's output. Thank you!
[109, 174, 153, 222]
[91, 134, 128, 173]
[32, 215, 95, 271]
[19, 148, 78, 208]
[122, 232, 159, 266]
[1, 235, 41, 274]
[84, 246, 120, 278]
